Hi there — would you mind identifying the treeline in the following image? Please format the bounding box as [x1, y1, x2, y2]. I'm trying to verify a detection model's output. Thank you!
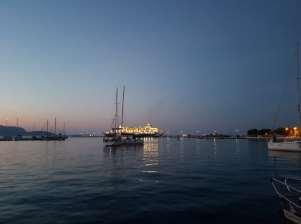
[247, 127, 292, 137]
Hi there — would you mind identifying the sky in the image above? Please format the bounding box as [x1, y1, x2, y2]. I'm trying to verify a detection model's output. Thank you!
[0, 0, 300, 134]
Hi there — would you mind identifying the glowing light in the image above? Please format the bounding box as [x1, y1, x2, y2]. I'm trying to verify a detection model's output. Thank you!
[119, 123, 159, 135]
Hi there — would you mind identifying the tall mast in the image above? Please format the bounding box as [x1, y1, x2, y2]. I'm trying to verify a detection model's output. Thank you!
[46, 119, 49, 137]
[296, 42, 301, 131]
[121, 85, 125, 127]
[114, 88, 119, 129]
[63, 122, 66, 135]
[54, 117, 57, 135]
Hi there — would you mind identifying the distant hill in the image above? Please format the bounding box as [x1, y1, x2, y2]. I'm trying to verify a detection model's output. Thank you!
[0, 125, 27, 136]
[0, 126, 65, 137]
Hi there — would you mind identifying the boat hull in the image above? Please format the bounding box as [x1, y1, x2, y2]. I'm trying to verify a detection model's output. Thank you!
[105, 141, 143, 147]
[283, 209, 301, 224]
[268, 141, 301, 152]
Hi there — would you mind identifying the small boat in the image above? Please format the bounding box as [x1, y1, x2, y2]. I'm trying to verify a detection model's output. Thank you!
[272, 177, 301, 224]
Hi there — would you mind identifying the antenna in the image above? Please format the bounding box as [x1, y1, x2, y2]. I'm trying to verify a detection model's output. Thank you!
[16, 118, 19, 127]
[46, 119, 49, 138]
[63, 122, 66, 135]
[121, 85, 125, 127]
[296, 42, 301, 131]
[54, 117, 57, 135]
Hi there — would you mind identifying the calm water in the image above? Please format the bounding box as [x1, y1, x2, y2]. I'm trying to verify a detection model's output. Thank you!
[0, 138, 300, 224]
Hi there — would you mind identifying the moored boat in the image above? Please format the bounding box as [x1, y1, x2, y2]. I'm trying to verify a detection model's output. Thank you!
[271, 177, 301, 224]
[103, 86, 144, 147]
[104, 135, 144, 147]
[268, 43, 301, 152]
[268, 141, 301, 152]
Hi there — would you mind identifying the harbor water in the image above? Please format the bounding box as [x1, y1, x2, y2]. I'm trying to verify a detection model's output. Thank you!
[0, 138, 300, 224]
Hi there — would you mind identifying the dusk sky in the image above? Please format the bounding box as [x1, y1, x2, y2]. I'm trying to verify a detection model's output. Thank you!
[0, 0, 300, 134]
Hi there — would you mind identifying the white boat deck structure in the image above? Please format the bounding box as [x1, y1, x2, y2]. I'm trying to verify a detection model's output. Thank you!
[268, 141, 301, 152]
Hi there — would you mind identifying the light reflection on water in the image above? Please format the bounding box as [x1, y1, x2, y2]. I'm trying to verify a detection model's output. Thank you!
[143, 137, 159, 167]
[0, 138, 300, 224]
[268, 150, 301, 164]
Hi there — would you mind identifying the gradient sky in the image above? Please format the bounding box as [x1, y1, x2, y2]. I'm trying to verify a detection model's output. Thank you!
[0, 0, 300, 134]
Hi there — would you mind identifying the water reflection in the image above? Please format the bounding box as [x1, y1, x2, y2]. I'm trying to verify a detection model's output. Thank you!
[103, 145, 143, 160]
[268, 150, 301, 163]
[143, 138, 159, 167]
[143, 138, 159, 151]
[213, 138, 217, 157]
[234, 139, 241, 158]
[0, 138, 300, 224]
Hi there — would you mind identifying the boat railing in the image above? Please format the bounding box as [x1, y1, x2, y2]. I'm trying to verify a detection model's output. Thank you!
[272, 177, 301, 209]
[284, 177, 301, 194]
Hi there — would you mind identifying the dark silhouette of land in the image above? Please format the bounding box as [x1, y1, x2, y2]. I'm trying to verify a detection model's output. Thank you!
[0, 125, 26, 136]
[0, 125, 67, 141]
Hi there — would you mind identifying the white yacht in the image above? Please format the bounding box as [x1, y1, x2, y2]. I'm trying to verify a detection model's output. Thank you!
[268, 43, 301, 152]
[268, 141, 301, 152]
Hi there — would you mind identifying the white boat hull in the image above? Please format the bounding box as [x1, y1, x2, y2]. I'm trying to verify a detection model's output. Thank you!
[283, 209, 301, 224]
[268, 141, 301, 152]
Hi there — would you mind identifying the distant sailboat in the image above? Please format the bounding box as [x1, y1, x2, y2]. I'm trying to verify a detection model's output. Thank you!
[103, 86, 143, 147]
[104, 86, 162, 138]
[268, 43, 301, 152]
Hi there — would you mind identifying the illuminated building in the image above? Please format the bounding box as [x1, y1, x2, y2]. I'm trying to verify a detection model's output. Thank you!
[281, 126, 300, 137]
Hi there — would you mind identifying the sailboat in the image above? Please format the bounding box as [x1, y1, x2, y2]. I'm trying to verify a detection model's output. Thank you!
[268, 43, 301, 152]
[103, 86, 143, 147]
[103, 87, 121, 142]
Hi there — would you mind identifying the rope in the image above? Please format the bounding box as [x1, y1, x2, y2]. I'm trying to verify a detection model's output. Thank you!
[272, 178, 301, 209]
